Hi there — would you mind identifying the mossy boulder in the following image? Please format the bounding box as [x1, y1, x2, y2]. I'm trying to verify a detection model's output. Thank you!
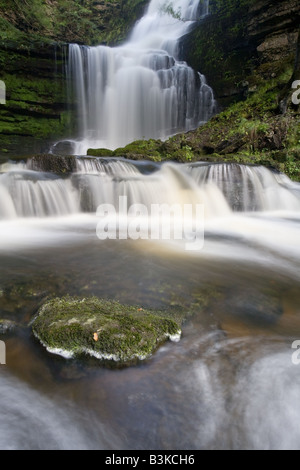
[87, 148, 114, 157]
[27, 154, 77, 175]
[32, 296, 182, 364]
[87, 138, 197, 163]
[87, 139, 165, 161]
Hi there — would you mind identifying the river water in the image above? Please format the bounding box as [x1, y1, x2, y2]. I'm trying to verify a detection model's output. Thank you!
[0, 0, 299, 452]
[0, 157, 300, 449]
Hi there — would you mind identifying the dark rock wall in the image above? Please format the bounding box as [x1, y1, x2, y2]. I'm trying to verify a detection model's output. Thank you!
[0, 42, 68, 156]
[182, 0, 300, 107]
[0, 0, 147, 157]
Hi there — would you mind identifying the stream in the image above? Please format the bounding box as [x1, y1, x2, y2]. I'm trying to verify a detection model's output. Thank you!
[0, 157, 299, 450]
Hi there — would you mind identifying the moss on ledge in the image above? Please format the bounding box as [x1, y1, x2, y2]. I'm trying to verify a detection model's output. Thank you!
[32, 296, 184, 365]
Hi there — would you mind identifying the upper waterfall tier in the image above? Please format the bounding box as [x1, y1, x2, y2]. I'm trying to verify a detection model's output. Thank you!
[66, 0, 215, 154]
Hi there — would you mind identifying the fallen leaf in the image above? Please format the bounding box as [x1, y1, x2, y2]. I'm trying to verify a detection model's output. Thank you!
[93, 332, 99, 341]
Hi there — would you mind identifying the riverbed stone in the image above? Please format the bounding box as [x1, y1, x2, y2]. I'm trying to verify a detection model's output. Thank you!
[0, 319, 17, 334]
[32, 296, 182, 364]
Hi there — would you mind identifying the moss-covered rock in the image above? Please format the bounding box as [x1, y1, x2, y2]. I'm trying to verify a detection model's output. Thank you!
[32, 296, 183, 364]
[87, 148, 114, 157]
[0, 0, 148, 46]
[0, 42, 70, 157]
[182, 0, 300, 107]
[87, 138, 197, 163]
[27, 153, 77, 175]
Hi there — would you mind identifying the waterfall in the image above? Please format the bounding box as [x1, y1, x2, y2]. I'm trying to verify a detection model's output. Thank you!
[0, 159, 299, 220]
[0, 169, 80, 219]
[66, 0, 215, 154]
[188, 163, 300, 212]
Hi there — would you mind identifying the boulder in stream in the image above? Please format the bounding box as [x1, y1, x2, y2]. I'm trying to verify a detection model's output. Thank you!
[27, 154, 77, 175]
[32, 296, 182, 365]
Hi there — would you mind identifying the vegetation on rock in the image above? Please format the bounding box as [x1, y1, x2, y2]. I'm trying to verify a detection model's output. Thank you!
[88, 77, 300, 181]
[0, 0, 148, 46]
[32, 296, 184, 364]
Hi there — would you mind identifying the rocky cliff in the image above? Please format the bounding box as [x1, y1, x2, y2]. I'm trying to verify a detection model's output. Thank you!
[183, 0, 300, 107]
[0, 0, 147, 157]
[0, 41, 68, 156]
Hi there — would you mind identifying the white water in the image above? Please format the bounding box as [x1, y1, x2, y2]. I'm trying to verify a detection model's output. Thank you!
[2, 339, 300, 449]
[189, 163, 300, 212]
[0, 159, 300, 273]
[0, 157, 300, 450]
[1, 159, 299, 219]
[65, 0, 215, 154]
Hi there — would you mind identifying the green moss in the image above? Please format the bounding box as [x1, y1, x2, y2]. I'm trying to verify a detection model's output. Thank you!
[87, 148, 114, 157]
[32, 296, 185, 364]
[183, 0, 256, 105]
[88, 139, 200, 163]
[183, 0, 297, 110]
[0, 46, 70, 155]
[0, 0, 148, 46]
[114, 139, 164, 159]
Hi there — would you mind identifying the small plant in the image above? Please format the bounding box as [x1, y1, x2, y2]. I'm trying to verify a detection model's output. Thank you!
[183, 145, 194, 161]
[158, 1, 183, 21]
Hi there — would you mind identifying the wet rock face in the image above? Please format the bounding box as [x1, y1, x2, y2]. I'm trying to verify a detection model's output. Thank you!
[182, 0, 300, 106]
[27, 154, 77, 175]
[32, 296, 182, 365]
[0, 43, 69, 157]
[0, 1, 148, 158]
[248, 0, 300, 64]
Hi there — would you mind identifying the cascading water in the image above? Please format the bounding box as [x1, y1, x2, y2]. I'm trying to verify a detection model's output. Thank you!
[64, 0, 215, 154]
[1, 159, 300, 220]
[1, 156, 300, 449]
[188, 163, 300, 212]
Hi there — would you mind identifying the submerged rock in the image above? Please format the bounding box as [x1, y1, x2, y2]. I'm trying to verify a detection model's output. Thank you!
[0, 319, 17, 334]
[32, 296, 182, 365]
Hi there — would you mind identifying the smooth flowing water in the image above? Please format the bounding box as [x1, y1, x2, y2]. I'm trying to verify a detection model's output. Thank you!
[61, 0, 215, 154]
[0, 157, 300, 449]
